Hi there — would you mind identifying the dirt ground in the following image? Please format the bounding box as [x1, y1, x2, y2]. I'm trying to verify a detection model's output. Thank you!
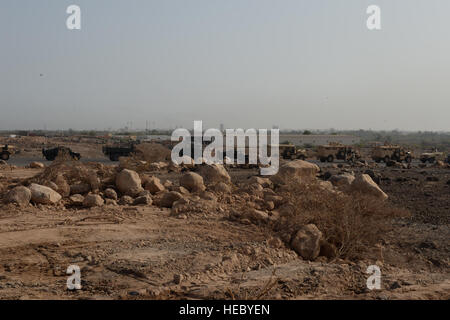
[0, 137, 448, 300]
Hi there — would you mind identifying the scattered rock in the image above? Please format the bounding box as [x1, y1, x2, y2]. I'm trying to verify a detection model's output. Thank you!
[329, 174, 355, 188]
[6, 186, 31, 206]
[180, 172, 205, 192]
[29, 162, 44, 169]
[115, 169, 144, 197]
[170, 185, 190, 195]
[104, 188, 118, 200]
[144, 176, 165, 194]
[83, 194, 104, 207]
[290, 224, 322, 261]
[160, 191, 183, 208]
[350, 174, 388, 201]
[133, 195, 152, 205]
[210, 182, 232, 194]
[105, 199, 117, 206]
[198, 164, 232, 185]
[248, 176, 273, 188]
[54, 174, 70, 197]
[70, 183, 91, 195]
[270, 160, 319, 185]
[69, 194, 84, 206]
[119, 195, 134, 205]
[29, 183, 62, 204]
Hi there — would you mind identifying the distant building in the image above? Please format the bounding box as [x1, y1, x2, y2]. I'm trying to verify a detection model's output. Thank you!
[279, 134, 360, 146]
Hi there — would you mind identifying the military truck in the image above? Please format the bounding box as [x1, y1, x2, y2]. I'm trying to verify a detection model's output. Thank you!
[420, 151, 445, 163]
[276, 144, 306, 160]
[1, 145, 14, 161]
[102, 143, 137, 161]
[316, 144, 360, 163]
[371, 145, 412, 163]
[42, 146, 81, 161]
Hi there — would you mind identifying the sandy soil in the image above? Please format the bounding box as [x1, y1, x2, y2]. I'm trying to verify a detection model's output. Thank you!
[0, 161, 448, 300]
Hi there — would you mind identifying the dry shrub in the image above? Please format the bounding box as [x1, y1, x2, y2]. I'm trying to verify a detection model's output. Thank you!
[272, 181, 409, 260]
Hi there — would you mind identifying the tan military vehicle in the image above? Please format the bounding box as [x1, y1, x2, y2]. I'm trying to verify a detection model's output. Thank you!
[316, 143, 360, 163]
[420, 151, 445, 163]
[371, 145, 412, 163]
[277, 144, 307, 160]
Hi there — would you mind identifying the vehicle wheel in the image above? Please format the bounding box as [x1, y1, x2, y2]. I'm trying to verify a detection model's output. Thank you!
[1, 153, 9, 161]
[320, 157, 326, 163]
[298, 155, 306, 160]
[110, 154, 119, 161]
[375, 159, 381, 163]
[405, 156, 412, 163]
[420, 159, 427, 163]
[428, 158, 435, 164]
[327, 155, 334, 163]
[384, 156, 390, 163]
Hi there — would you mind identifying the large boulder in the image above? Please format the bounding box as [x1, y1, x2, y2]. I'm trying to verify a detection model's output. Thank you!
[197, 164, 231, 185]
[290, 224, 323, 261]
[29, 183, 62, 204]
[350, 174, 388, 201]
[270, 160, 319, 185]
[329, 174, 355, 188]
[115, 169, 143, 196]
[180, 172, 205, 192]
[6, 186, 31, 206]
[144, 176, 165, 194]
[83, 194, 104, 207]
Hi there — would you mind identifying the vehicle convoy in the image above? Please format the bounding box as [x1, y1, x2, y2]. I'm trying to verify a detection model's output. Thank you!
[42, 146, 81, 161]
[371, 145, 412, 163]
[420, 151, 445, 163]
[316, 144, 360, 163]
[0, 144, 14, 161]
[102, 143, 137, 161]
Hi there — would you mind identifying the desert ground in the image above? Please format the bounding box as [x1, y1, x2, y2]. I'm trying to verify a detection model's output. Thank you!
[0, 137, 448, 300]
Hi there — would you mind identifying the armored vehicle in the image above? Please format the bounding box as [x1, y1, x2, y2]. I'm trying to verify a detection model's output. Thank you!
[371, 145, 412, 163]
[420, 151, 445, 163]
[102, 143, 137, 161]
[316, 144, 360, 163]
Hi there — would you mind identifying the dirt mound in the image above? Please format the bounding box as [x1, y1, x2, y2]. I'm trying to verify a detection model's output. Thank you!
[134, 143, 171, 163]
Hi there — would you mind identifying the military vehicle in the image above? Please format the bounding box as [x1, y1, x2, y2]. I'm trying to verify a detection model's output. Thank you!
[1, 145, 14, 161]
[277, 144, 307, 160]
[102, 143, 137, 161]
[419, 151, 445, 163]
[316, 144, 360, 163]
[42, 146, 81, 161]
[371, 145, 412, 163]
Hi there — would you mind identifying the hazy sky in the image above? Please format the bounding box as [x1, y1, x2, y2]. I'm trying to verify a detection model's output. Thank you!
[0, 0, 449, 131]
